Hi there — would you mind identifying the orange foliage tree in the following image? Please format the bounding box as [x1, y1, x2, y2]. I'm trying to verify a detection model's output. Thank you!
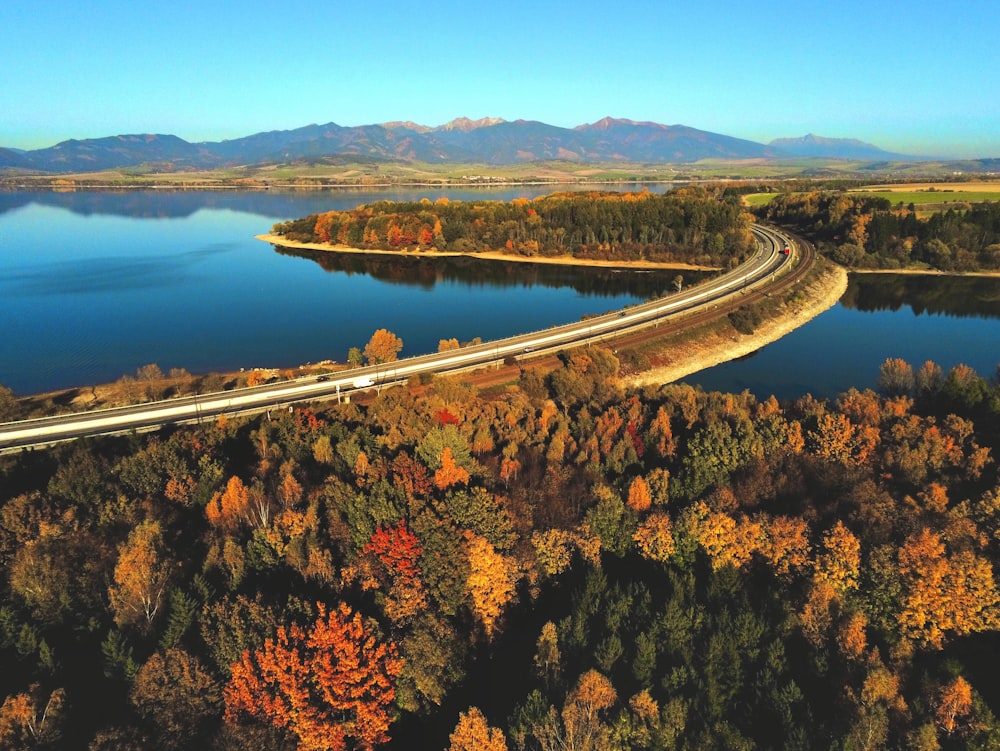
[934, 676, 974, 736]
[808, 412, 879, 465]
[897, 528, 1000, 648]
[758, 515, 811, 578]
[364, 329, 403, 364]
[108, 520, 171, 629]
[626, 475, 652, 512]
[0, 685, 65, 748]
[224, 603, 403, 751]
[435, 447, 471, 491]
[206, 476, 251, 532]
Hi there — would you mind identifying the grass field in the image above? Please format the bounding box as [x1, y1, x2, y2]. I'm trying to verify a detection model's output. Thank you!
[743, 193, 780, 206]
[745, 181, 1000, 208]
[851, 191, 999, 205]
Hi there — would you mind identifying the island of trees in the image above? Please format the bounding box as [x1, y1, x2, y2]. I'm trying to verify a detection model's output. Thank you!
[270, 189, 757, 267]
[3, 347, 1000, 749]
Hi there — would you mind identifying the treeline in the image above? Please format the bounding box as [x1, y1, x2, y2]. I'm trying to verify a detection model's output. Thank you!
[756, 191, 1000, 271]
[2, 352, 1000, 749]
[271, 189, 757, 267]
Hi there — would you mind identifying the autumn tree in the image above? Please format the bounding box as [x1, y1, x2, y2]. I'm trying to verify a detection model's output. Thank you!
[626, 475, 652, 512]
[534, 622, 562, 690]
[934, 676, 974, 736]
[206, 476, 252, 532]
[465, 531, 518, 639]
[448, 707, 508, 751]
[364, 329, 403, 364]
[435, 447, 471, 491]
[534, 670, 618, 751]
[224, 603, 403, 751]
[837, 611, 868, 661]
[108, 521, 172, 629]
[131, 649, 221, 749]
[349, 521, 428, 624]
[758, 515, 811, 578]
[814, 521, 861, 595]
[897, 528, 1000, 648]
[633, 512, 675, 563]
[878, 357, 915, 397]
[0, 685, 66, 748]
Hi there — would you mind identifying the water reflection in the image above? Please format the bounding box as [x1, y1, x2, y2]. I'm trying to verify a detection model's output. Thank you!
[0, 184, 671, 221]
[841, 273, 1000, 319]
[687, 272, 1000, 401]
[272, 244, 701, 296]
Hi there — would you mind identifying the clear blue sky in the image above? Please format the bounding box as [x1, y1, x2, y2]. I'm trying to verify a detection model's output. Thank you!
[3, 0, 998, 158]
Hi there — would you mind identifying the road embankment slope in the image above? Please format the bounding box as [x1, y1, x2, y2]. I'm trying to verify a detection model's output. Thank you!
[624, 258, 848, 388]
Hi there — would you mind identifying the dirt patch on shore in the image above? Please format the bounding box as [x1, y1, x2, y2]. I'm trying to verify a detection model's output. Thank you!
[623, 261, 848, 389]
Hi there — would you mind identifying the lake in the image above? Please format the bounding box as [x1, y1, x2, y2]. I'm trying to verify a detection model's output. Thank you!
[0, 187, 681, 395]
[1, 189, 998, 400]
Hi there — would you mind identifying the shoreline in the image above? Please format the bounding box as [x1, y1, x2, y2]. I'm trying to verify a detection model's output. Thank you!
[848, 267, 1000, 278]
[255, 234, 719, 272]
[624, 260, 849, 388]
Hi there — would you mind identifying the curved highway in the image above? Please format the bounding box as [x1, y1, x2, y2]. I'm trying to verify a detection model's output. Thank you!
[0, 225, 796, 450]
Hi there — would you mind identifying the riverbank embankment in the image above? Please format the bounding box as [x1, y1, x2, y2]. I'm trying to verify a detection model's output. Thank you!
[624, 259, 849, 388]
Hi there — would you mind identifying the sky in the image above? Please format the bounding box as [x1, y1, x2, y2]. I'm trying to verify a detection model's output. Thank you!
[2, 0, 998, 158]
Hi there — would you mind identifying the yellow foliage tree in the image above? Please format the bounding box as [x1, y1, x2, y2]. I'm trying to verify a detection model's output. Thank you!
[465, 531, 518, 639]
[898, 528, 1000, 648]
[815, 521, 861, 595]
[0, 685, 65, 748]
[448, 706, 508, 751]
[364, 328, 403, 364]
[633, 512, 675, 563]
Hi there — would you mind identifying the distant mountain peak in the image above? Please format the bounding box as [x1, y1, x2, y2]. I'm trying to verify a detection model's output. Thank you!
[434, 117, 505, 132]
[576, 117, 667, 131]
[770, 133, 871, 148]
[767, 133, 907, 159]
[381, 120, 432, 133]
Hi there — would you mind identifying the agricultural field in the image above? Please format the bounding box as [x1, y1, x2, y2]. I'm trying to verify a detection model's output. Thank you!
[745, 181, 1000, 210]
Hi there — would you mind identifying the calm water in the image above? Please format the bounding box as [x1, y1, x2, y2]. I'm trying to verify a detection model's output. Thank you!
[0, 187, 679, 395]
[2, 189, 998, 400]
[686, 274, 1000, 400]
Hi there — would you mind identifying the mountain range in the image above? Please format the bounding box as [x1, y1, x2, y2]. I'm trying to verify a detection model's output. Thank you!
[0, 117, 926, 174]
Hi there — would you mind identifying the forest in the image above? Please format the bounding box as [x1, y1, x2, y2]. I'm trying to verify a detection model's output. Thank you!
[755, 192, 1000, 272]
[270, 189, 757, 267]
[3, 347, 1000, 750]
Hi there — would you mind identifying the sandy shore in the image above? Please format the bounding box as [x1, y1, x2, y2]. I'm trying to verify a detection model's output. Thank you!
[255, 234, 718, 272]
[624, 261, 849, 388]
